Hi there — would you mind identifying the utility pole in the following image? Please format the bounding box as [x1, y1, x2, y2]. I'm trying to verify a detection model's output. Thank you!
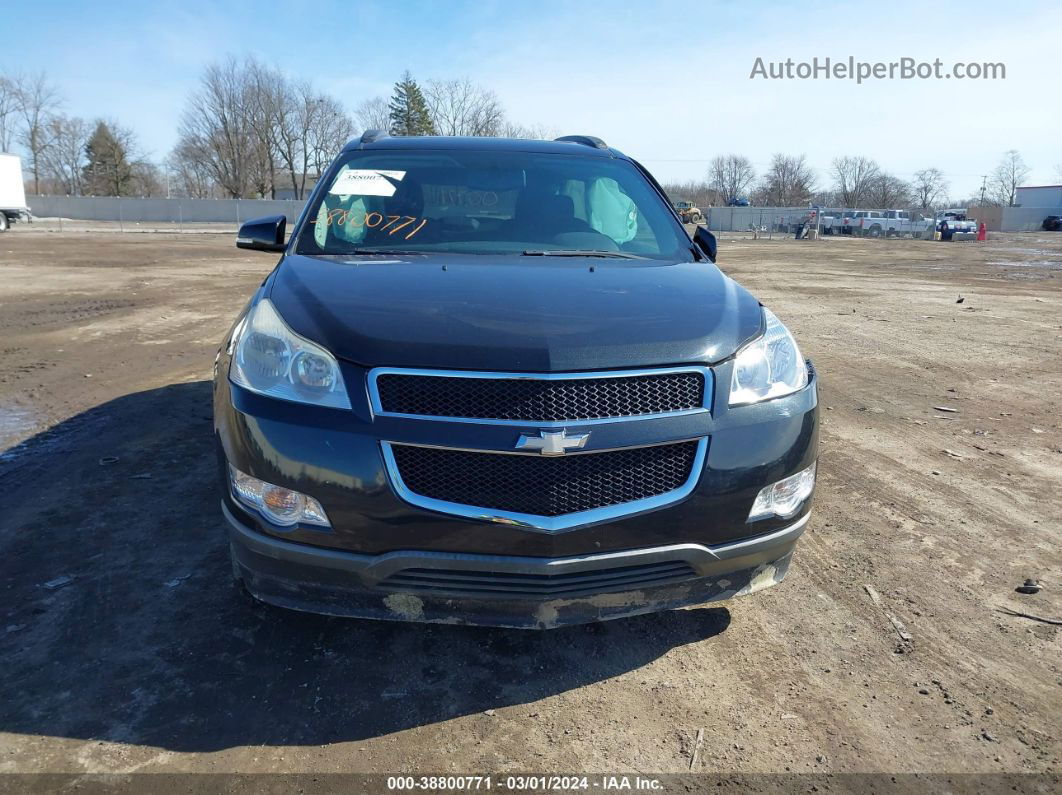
[979, 175, 987, 207]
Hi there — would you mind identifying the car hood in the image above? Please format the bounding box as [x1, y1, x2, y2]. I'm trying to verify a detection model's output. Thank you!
[268, 253, 763, 371]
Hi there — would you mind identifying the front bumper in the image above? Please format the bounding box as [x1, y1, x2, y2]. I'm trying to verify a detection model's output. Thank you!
[214, 326, 818, 626]
[226, 502, 808, 629]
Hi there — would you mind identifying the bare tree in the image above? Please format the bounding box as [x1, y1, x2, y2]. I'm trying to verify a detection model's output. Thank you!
[758, 153, 816, 206]
[129, 161, 163, 197]
[355, 97, 390, 132]
[911, 168, 948, 210]
[0, 73, 21, 153]
[15, 72, 62, 194]
[810, 189, 840, 207]
[499, 121, 557, 140]
[244, 57, 282, 198]
[175, 57, 355, 199]
[990, 150, 1030, 206]
[831, 156, 880, 207]
[272, 78, 315, 199]
[953, 195, 999, 209]
[40, 114, 90, 195]
[275, 83, 354, 197]
[867, 173, 911, 209]
[177, 58, 254, 198]
[425, 78, 505, 136]
[708, 155, 755, 205]
[359, 83, 548, 142]
[661, 180, 722, 210]
[305, 94, 354, 179]
[166, 140, 217, 198]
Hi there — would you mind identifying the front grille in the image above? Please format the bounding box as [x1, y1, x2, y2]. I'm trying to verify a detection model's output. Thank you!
[389, 441, 699, 517]
[375, 370, 704, 422]
[378, 561, 698, 599]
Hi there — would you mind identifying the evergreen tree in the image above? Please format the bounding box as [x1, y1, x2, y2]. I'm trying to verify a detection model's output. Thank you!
[83, 120, 135, 196]
[388, 71, 436, 136]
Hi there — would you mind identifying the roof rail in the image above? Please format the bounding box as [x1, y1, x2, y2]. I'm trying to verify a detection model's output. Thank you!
[554, 135, 608, 150]
[360, 129, 387, 145]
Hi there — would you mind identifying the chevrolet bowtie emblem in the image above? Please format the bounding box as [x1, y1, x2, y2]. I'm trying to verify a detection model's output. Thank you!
[516, 429, 589, 456]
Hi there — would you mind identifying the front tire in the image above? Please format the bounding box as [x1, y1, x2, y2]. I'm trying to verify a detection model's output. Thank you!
[0, 213, 9, 232]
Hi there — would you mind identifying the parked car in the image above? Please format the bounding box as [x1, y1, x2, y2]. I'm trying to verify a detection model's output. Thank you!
[1042, 215, 1062, 232]
[727, 197, 750, 206]
[216, 132, 818, 628]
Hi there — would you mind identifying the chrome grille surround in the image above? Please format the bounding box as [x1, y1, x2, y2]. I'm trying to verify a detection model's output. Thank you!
[372, 367, 712, 531]
[368, 366, 712, 426]
[381, 438, 708, 532]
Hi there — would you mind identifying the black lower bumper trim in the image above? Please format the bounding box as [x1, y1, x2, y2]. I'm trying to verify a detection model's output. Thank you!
[224, 502, 808, 629]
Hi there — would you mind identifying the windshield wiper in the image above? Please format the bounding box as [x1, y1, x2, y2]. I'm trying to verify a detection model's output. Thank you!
[522, 249, 646, 259]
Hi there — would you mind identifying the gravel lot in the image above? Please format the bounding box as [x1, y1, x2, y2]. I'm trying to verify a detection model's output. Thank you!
[0, 230, 1059, 781]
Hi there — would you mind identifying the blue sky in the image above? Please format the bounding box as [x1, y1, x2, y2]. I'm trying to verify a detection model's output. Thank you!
[2, 0, 1060, 198]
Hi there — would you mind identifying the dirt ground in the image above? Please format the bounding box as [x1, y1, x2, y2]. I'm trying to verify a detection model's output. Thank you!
[0, 228, 1059, 782]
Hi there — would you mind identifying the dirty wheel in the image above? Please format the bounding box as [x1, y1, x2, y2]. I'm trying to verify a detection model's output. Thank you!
[867, 225, 882, 238]
[691, 212, 703, 224]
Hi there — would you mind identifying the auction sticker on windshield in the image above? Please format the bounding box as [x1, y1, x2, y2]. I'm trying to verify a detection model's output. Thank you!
[329, 169, 406, 196]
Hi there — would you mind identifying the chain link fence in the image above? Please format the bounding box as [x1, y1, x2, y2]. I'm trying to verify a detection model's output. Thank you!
[21, 195, 1058, 236]
[24, 196, 308, 233]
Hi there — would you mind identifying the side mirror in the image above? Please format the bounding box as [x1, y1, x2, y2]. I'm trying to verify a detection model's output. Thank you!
[237, 215, 286, 252]
[693, 225, 717, 263]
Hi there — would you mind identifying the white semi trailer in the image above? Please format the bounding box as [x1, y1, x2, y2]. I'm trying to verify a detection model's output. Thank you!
[0, 153, 30, 232]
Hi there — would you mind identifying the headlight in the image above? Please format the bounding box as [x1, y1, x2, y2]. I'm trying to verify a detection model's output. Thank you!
[230, 299, 351, 409]
[729, 308, 808, 405]
[229, 466, 330, 528]
[749, 462, 816, 521]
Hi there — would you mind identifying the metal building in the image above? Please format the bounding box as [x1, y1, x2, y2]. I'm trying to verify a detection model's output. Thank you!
[1015, 185, 1062, 207]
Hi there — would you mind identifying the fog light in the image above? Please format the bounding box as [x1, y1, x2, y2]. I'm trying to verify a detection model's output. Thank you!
[229, 466, 330, 528]
[749, 462, 816, 521]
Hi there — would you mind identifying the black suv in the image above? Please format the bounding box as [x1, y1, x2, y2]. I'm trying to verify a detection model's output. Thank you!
[214, 133, 818, 628]
[1043, 215, 1062, 232]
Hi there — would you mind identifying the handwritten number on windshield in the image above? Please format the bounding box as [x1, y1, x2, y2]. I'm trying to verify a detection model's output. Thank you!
[320, 209, 428, 239]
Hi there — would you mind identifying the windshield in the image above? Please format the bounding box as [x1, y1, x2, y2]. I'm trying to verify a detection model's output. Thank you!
[295, 149, 692, 260]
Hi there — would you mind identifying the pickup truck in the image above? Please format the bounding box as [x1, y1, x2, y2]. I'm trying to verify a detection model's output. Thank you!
[818, 209, 853, 235]
[837, 210, 931, 238]
[216, 132, 819, 628]
[935, 209, 977, 237]
[881, 210, 933, 238]
[839, 210, 883, 236]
